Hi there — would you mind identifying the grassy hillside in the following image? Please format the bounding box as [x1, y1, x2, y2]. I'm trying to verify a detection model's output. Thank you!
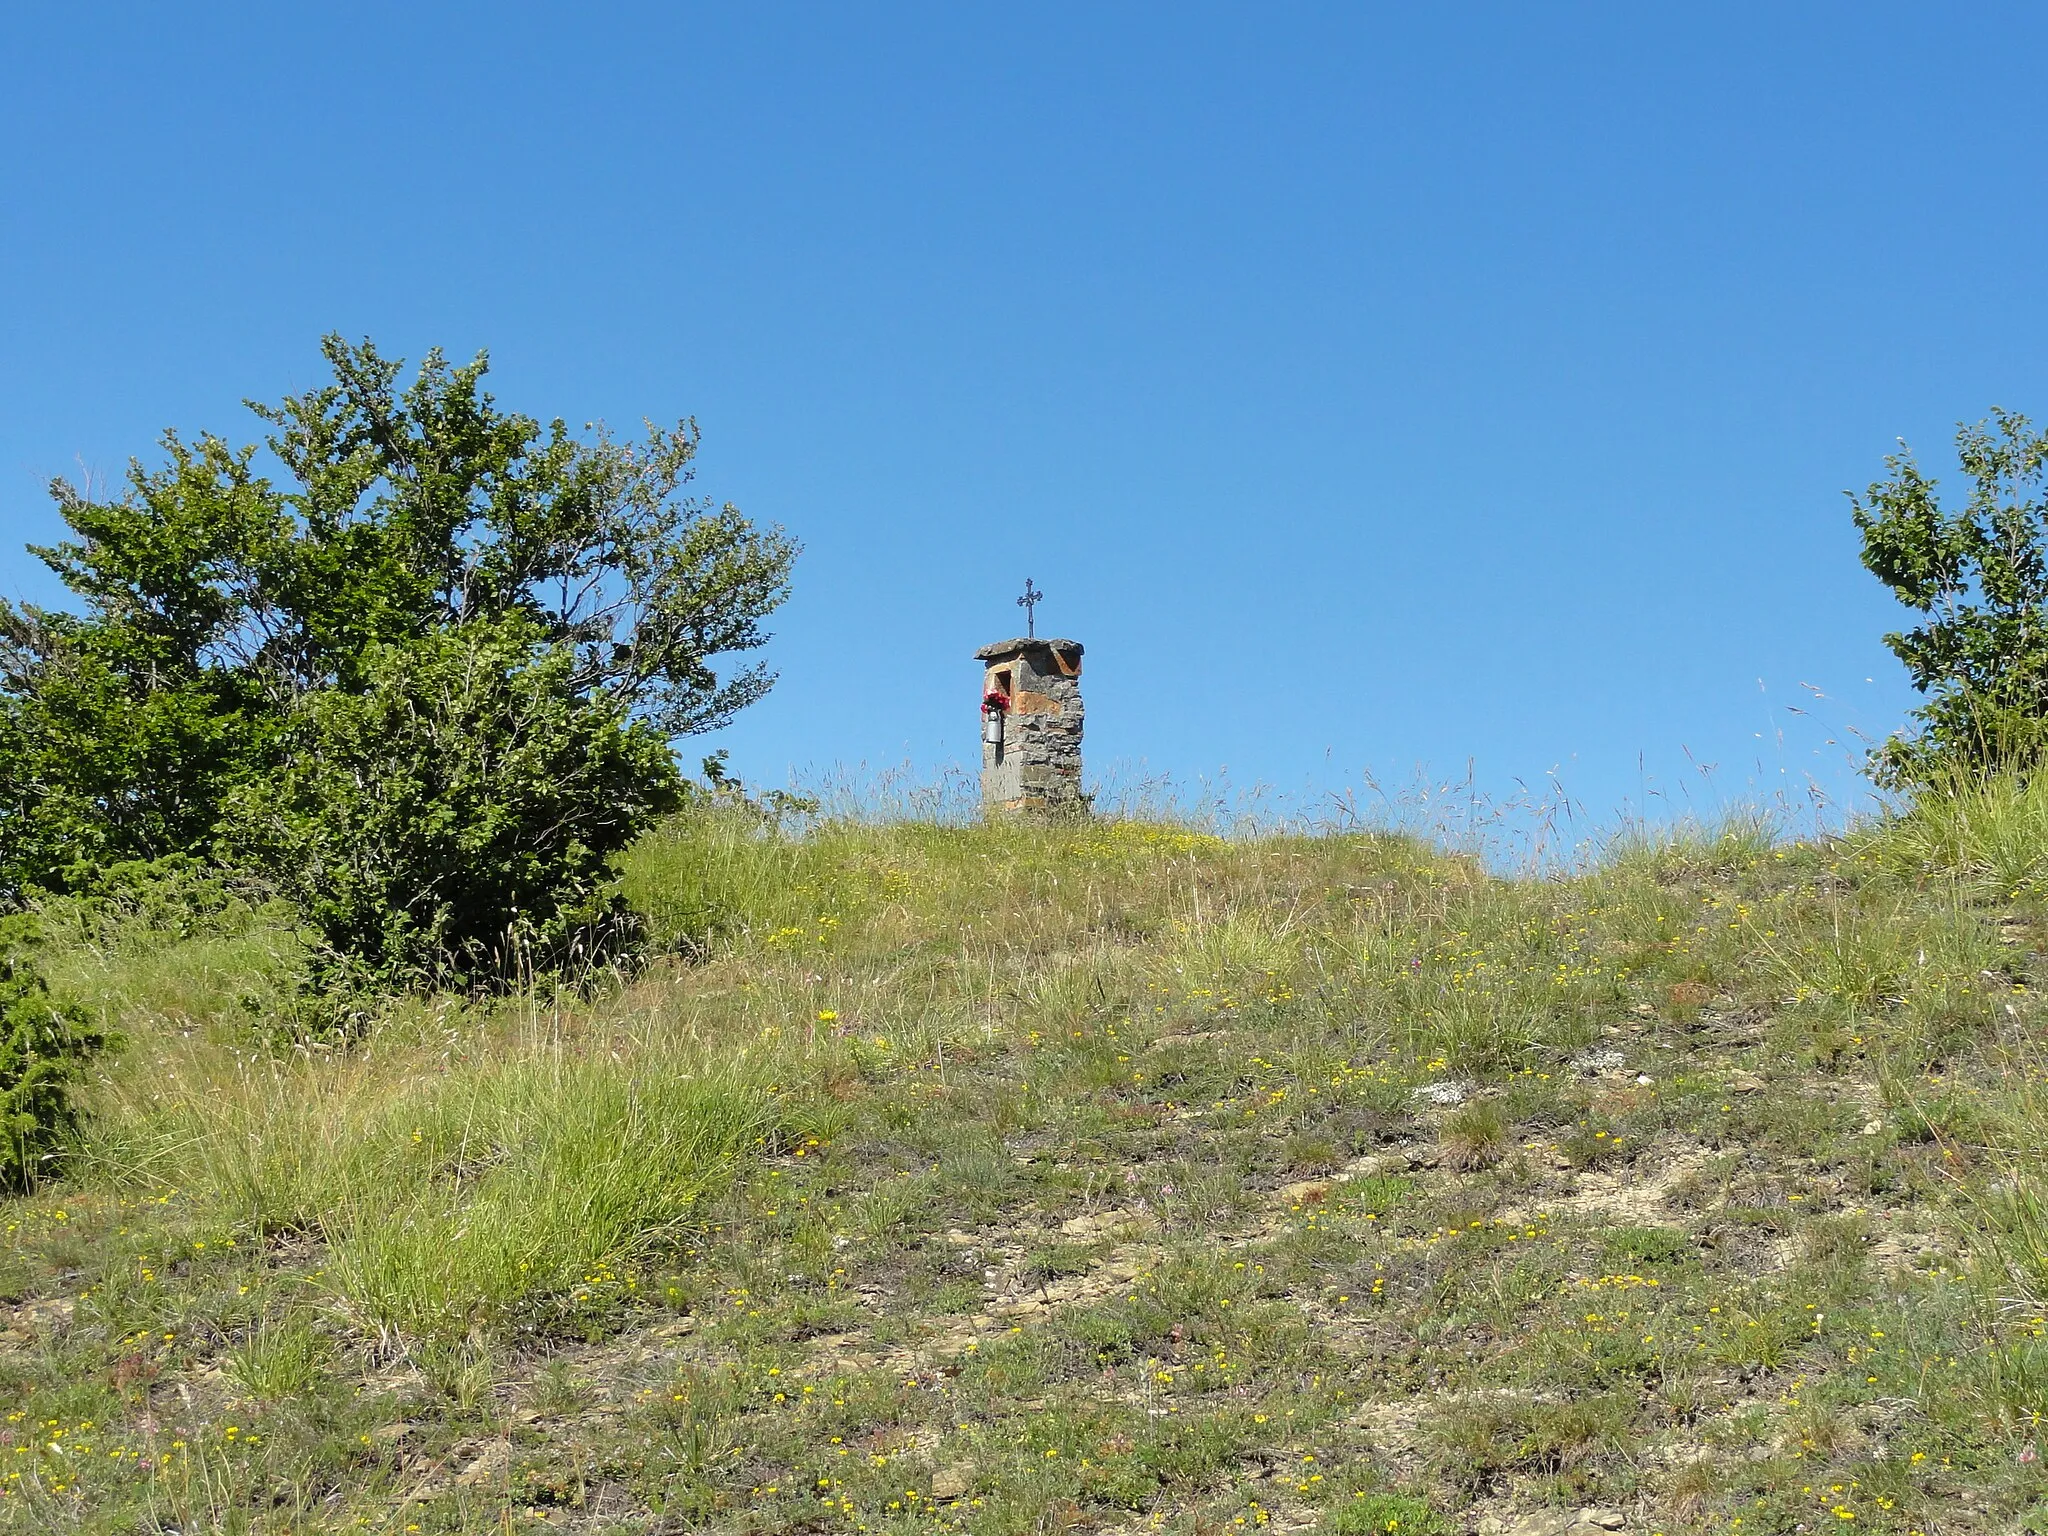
[4, 786, 2048, 1535]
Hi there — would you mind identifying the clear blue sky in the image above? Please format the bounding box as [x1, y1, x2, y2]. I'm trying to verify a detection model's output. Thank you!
[5, 5, 2045, 839]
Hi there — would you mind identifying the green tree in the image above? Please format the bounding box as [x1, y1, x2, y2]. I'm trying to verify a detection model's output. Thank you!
[0, 432, 283, 886]
[1, 336, 797, 982]
[1852, 408, 2048, 785]
[0, 917, 106, 1189]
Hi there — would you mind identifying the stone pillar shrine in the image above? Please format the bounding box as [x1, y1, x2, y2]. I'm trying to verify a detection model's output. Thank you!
[977, 635, 1085, 814]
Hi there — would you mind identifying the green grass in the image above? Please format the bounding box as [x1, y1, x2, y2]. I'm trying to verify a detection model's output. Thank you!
[1, 793, 2047, 1531]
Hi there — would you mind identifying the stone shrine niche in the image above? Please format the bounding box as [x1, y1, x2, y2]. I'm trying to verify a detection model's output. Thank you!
[976, 636, 1084, 815]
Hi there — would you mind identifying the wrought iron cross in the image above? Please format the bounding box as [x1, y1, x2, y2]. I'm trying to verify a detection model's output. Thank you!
[1016, 577, 1043, 638]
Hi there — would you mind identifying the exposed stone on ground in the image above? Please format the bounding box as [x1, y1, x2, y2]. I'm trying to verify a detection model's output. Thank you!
[1549, 1144, 1714, 1228]
[2, 1296, 74, 1344]
[455, 1439, 511, 1487]
[1058, 1207, 1157, 1239]
[1476, 1508, 1630, 1536]
[931, 1463, 976, 1499]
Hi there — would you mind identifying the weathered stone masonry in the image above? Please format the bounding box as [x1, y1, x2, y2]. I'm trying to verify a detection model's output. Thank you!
[977, 636, 1084, 814]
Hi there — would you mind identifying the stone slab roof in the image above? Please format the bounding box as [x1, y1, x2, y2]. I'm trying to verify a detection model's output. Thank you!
[974, 637, 1084, 660]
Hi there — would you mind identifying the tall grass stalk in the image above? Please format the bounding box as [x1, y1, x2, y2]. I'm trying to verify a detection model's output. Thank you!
[77, 1002, 774, 1348]
[1863, 763, 2048, 900]
[326, 1045, 770, 1346]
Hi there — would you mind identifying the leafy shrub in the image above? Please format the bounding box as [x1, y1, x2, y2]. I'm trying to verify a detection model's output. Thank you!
[0, 916, 107, 1188]
[221, 617, 682, 991]
[34, 853, 252, 947]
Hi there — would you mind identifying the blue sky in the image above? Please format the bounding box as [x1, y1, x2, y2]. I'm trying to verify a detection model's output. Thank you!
[5, 4, 2046, 840]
